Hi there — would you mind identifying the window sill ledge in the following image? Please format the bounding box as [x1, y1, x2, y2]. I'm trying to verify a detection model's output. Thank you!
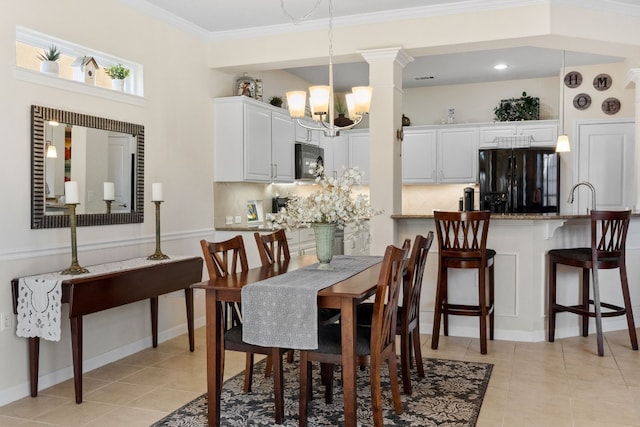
[14, 67, 146, 107]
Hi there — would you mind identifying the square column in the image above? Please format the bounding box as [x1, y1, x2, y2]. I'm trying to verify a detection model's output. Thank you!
[360, 48, 413, 254]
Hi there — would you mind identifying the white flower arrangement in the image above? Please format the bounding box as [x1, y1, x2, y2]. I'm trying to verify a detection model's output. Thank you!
[268, 165, 381, 239]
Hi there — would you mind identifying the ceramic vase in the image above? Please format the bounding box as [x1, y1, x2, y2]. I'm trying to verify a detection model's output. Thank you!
[312, 223, 336, 269]
[40, 61, 59, 75]
[111, 78, 124, 91]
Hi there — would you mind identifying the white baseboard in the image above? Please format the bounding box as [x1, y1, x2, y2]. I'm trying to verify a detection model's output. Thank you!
[0, 315, 206, 407]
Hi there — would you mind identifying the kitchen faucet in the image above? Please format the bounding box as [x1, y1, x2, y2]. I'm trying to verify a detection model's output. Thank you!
[568, 181, 597, 212]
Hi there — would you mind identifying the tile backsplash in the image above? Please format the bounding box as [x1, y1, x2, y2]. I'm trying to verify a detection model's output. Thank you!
[213, 182, 477, 228]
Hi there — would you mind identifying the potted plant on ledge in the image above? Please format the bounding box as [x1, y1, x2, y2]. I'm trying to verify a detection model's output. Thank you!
[105, 64, 130, 91]
[38, 45, 61, 75]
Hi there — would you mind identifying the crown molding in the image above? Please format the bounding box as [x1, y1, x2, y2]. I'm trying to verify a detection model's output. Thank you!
[122, 0, 640, 42]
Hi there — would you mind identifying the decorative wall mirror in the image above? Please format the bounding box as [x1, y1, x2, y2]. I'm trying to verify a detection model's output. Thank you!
[31, 105, 144, 228]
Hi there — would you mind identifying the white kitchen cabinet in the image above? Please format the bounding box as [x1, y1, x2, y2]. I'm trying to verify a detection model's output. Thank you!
[401, 126, 477, 184]
[478, 120, 558, 148]
[576, 120, 635, 212]
[348, 130, 370, 184]
[319, 134, 349, 179]
[402, 128, 437, 184]
[214, 96, 295, 183]
[295, 118, 321, 145]
[271, 109, 296, 182]
[437, 127, 478, 183]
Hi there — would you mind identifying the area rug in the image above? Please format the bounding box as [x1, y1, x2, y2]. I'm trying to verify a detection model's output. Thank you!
[152, 357, 492, 426]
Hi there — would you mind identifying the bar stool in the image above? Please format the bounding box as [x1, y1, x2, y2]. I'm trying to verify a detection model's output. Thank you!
[548, 210, 638, 356]
[431, 210, 495, 354]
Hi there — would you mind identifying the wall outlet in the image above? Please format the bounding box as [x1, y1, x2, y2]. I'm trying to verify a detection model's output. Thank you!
[0, 312, 11, 332]
[234, 216, 242, 224]
[225, 216, 233, 225]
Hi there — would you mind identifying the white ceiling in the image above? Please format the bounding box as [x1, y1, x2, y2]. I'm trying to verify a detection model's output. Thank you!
[134, 0, 629, 90]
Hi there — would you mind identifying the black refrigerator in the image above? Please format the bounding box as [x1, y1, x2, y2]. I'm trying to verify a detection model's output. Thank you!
[478, 148, 560, 213]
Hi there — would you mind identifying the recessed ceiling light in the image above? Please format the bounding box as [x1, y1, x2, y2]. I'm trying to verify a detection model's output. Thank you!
[494, 64, 509, 70]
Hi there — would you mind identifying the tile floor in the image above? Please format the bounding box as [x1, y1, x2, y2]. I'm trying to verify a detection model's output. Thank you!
[1, 327, 640, 426]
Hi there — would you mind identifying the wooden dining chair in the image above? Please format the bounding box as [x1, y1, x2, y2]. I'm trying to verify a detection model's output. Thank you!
[200, 235, 289, 424]
[356, 232, 433, 395]
[298, 242, 410, 427]
[254, 229, 291, 265]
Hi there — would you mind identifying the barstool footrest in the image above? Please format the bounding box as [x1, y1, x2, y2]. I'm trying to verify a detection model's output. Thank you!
[553, 300, 626, 318]
[443, 303, 495, 317]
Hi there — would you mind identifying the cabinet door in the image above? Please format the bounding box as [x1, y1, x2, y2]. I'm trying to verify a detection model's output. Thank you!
[320, 134, 349, 179]
[517, 122, 558, 147]
[478, 125, 516, 148]
[348, 131, 370, 183]
[402, 129, 437, 184]
[438, 127, 478, 183]
[576, 120, 634, 212]
[271, 110, 295, 182]
[244, 103, 272, 181]
[295, 119, 321, 144]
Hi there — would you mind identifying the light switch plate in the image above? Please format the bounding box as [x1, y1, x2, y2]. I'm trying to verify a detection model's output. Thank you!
[234, 216, 242, 224]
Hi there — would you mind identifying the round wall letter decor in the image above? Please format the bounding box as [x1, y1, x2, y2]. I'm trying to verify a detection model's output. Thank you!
[564, 71, 582, 88]
[602, 97, 621, 115]
[593, 74, 612, 91]
[573, 93, 591, 110]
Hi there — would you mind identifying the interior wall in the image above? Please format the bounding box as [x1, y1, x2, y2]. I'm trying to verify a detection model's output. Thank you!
[403, 76, 559, 125]
[0, 0, 214, 405]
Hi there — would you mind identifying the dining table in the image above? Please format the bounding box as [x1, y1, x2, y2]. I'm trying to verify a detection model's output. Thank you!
[191, 254, 383, 427]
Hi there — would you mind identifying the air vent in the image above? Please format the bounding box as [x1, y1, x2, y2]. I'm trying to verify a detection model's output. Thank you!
[415, 76, 434, 80]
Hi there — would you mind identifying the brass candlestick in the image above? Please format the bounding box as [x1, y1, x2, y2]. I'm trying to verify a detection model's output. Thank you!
[105, 200, 112, 214]
[148, 200, 169, 260]
[61, 203, 89, 275]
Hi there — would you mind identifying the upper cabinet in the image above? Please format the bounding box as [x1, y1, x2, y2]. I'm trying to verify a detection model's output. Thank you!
[402, 128, 437, 184]
[295, 118, 321, 145]
[347, 130, 370, 184]
[214, 96, 294, 182]
[402, 125, 477, 184]
[319, 134, 349, 180]
[478, 120, 558, 148]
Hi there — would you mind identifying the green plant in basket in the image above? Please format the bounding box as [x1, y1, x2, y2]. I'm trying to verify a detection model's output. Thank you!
[105, 64, 130, 80]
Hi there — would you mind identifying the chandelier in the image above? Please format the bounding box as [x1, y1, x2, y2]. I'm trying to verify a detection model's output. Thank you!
[283, 0, 372, 137]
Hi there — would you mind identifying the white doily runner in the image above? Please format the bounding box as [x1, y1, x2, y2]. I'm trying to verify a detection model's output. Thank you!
[241, 255, 382, 350]
[15, 256, 189, 342]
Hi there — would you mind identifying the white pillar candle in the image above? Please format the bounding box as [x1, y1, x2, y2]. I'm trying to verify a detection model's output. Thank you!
[103, 182, 115, 201]
[151, 183, 163, 202]
[65, 181, 79, 204]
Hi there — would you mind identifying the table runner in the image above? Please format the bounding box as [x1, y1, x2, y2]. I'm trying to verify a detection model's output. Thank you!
[241, 255, 382, 350]
[15, 256, 189, 341]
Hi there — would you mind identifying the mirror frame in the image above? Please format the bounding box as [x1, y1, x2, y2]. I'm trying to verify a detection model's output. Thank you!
[31, 105, 145, 229]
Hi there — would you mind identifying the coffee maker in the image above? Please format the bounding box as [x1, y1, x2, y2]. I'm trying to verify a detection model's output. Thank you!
[463, 187, 475, 211]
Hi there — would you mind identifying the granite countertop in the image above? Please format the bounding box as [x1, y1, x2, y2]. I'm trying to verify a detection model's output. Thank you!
[393, 212, 640, 220]
[393, 212, 596, 220]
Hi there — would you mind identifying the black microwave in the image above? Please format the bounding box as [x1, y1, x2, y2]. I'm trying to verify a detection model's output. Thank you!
[295, 143, 324, 180]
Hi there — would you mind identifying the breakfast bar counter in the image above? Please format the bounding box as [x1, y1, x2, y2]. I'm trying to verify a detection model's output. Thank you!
[393, 213, 640, 344]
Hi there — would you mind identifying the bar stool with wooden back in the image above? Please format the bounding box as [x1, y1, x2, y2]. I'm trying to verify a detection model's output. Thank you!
[431, 210, 496, 355]
[548, 210, 638, 356]
[357, 232, 434, 395]
[200, 235, 289, 423]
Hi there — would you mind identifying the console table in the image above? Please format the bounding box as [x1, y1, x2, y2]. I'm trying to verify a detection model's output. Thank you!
[11, 256, 203, 403]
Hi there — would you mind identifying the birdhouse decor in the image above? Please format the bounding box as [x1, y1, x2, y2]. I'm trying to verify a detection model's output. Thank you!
[71, 56, 99, 84]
